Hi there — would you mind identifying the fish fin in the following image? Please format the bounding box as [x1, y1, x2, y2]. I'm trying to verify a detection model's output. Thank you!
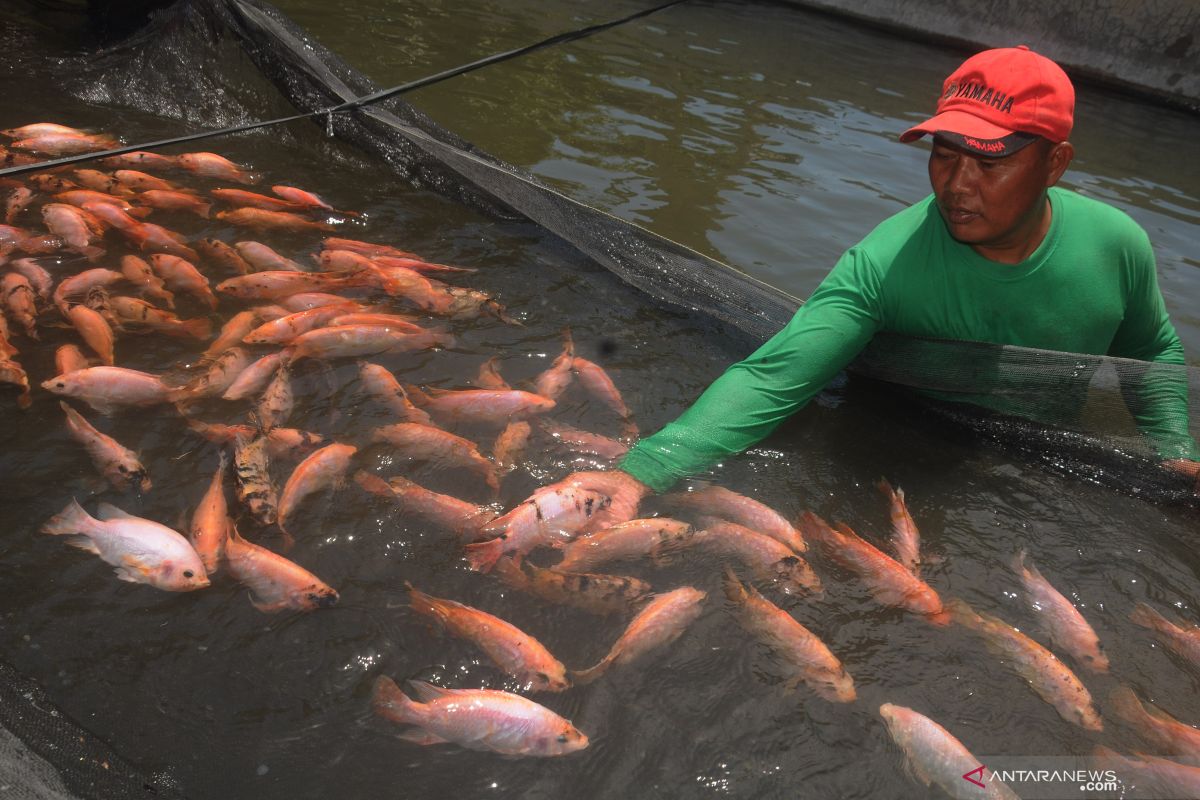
[722, 566, 750, 604]
[1108, 686, 1145, 723]
[40, 498, 96, 536]
[402, 384, 431, 405]
[118, 554, 153, 578]
[570, 660, 608, 686]
[406, 679, 457, 703]
[180, 317, 212, 340]
[1129, 602, 1170, 632]
[96, 502, 138, 521]
[62, 534, 100, 554]
[463, 536, 505, 573]
[396, 729, 449, 746]
[875, 478, 896, 501]
[113, 566, 143, 583]
[490, 556, 527, 589]
[944, 598, 982, 628]
[249, 594, 288, 613]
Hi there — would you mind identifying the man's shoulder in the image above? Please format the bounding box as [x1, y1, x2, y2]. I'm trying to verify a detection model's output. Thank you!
[1052, 188, 1150, 248]
[852, 195, 940, 261]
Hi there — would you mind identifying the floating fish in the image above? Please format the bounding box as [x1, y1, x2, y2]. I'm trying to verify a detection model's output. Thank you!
[1130, 602, 1200, 667]
[223, 521, 338, 612]
[1013, 549, 1108, 673]
[59, 401, 149, 492]
[277, 443, 357, 537]
[573, 587, 706, 685]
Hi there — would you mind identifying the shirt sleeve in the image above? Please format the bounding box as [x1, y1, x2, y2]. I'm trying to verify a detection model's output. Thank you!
[619, 247, 885, 492]
[1106, 228, 1196, 459]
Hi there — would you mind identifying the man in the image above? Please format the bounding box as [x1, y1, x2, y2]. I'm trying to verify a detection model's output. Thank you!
[568, 45, 1198, 510]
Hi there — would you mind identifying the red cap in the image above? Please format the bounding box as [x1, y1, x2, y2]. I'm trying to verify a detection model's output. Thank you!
[901, 46, 1074, 157]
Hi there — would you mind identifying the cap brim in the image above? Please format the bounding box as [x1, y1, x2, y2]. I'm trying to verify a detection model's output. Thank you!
[900, 108, 1015, 143]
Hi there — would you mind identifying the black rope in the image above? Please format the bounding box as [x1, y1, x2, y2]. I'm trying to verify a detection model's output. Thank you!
[0, 0, 691, 178]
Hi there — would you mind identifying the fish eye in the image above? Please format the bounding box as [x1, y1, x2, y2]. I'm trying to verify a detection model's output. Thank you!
[183, 570, 194, 578]
[557, 733, 569, 743]
[56, 382, 65, 388]
[117, 465, 128, 473]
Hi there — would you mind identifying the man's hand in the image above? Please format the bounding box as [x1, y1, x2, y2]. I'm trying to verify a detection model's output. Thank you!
[1162, 459, 1200, 494]
[558, 469, 653, 529]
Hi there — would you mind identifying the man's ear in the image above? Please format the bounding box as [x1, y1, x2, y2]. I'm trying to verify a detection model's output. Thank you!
[1045, 141, 1074, 187]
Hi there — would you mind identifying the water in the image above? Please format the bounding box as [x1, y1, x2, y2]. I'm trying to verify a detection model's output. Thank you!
[0, 2, 1198, 799]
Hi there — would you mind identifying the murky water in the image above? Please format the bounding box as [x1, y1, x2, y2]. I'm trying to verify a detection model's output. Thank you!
[0, 2, 1198, 799]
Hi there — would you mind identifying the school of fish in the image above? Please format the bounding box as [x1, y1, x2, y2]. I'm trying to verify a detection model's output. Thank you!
[5, 123, 1199, 783]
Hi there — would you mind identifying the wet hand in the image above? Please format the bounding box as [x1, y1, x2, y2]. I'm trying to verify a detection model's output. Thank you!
[1161, 459, 1200, 495]
[558, 469, 652, 527]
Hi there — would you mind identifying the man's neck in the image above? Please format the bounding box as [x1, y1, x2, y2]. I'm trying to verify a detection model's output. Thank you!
[971, 195, 1053, 264]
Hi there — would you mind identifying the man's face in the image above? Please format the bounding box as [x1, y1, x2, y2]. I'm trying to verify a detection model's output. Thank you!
[928, 136, 1072, 261]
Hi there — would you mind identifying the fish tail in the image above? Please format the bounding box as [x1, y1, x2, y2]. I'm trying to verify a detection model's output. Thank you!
[875, 478, 895, 501]
[354, 470, 393, 498]
[405, 583, 449, 627]
[371, 675, 419, 725]
[196, 202, 212, 219]
[1108, 686, 1146, 723]
[402, 383, 430, 406]
[721, 566, 749, 604]
[571, 659, 609, 686]
[490, 556, 527, 589]
[1129, 602, 1171, 633]
[128, 207, 154, 220]
[40, 498, 96, 537]
[944, 597, 981, 629]
[179, 317, 212, 340]
[463, 536, 505, 573]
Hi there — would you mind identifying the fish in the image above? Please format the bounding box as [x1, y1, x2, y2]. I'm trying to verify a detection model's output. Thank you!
[370, 255, 474, 275]
[326, 312, 425, 332]
[537, 418, 629, 460]
[660, 485, 805, 553]
[493, 558, 652, 616]
[879, 704, 1020, 800]
[72, 169, 126, 195]
[256, 364, 294, 430]
[404, 384, 555, 426]
[171, 347, 251, 403]
[223, 522, 338, 612]
[1129, 602, 1200, 667]
[281, 292, 357, 311]
[371, 423, 498, 494]
[241, 303, 357, 345]
[188, 420, 325, 461]
[29, 174, 79, 193]
[877, 479, 921, 575]
[205, 310, 259, 358]
[555, 517, 697, 572]
[372, 677, 588, 756]
[493, 421, 532, 472]
[572, 355, 633, 426]
[272, 185, 357, 216]
[55, 344, 91, 375]
[148, 254, 218, 309]
[407, 583, 569, 691]
[949, 599, 1102, 731]
[189, 454, 229, 575]
[112, 170, 184, 193]
[64, 305, 115, 366]
[8, 258, 53, 301]
[284, 325, 453, 362]
[232, 241, 304, 273]
[1108, 686, 1200, 760]
[232, 431, 279, 528]
[53, 189, 141, 213]
[1012, 550, 1108, 673]
[315, 249, 377, 272]
[59, 401, 150, 492]
[2, 123, 97, 139]
[0, 314, 17, 358]
[215, 208, 333, 232]
[692, 518, 822, 596]
[40, 499, 208, 591]
[1092, 747, 1200, 799]
[277, 443, 357, 537]
[53, 267, 123, 314]
[222, 352, 283, 401]
[534, 328, 575, 401]
[215, 269, 380, 300]
[2, 272, 38, 338]
[177, 152, 259, 184]
[106, 296, 211, 340]
[357, 363, 435, 425]
[464, 484, 613, 572]
[0, 356, 31, 408]
[323, 237, 418, 259]
[135, 189, 211, 217]
[42, 366, 173, 414]
[3, 185, 33, 224]
[41, 203, 103, 256]
[354, 472, 496, 539]
[573, 587, 706, 685]
[99, 151, 178, 171]
[725, 569, 854, 701]
[211, 189, 305, 213]
[12, 134, 114, 156]
[799, 512, 945, 622]
[120, 255, 175, 308]
[194, 238, 252, 275]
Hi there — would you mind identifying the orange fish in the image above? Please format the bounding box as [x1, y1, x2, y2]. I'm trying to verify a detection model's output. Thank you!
[357, 363, 434, 425]
[211, 188, 304, 212]
[493, 558, 651, 616]
[42, 366, 172, 414]
[107, 296, 210, 340]
[1013, 550, 1108, 673]
[322, 236, 418, 259]
[354, 472, 496, 539]
[1093, 747, 1200, 798]
[148, 254, 218, 309]
[189, 455, 229, 574]
[555, 517, 696, 572]
[1109, 686, 1200, 760]
[60, 401, 150, 492]
[465, 483, 612, 572]
[661, 485, 805, 553]
[194, 238, 252, 276]
[693, 518, 821, 596]
[725, 569, 854, 701]
[407, 583, 569, 691]
[242, 303, 357, 345]
[799, 512, 945, 622]
[234, 241, 306, 272]
[223, 522, 338, 612]
[1, 272, 38, 339]
[232, 431, 279, 529]
[277, 443, 357, 537]
[285, 325, 452, 362]
[177, 152, 259, 184]
[405, 384, 555, 426]
[120, 254, 175, 308]
[136, 189, 211, 217]
[371, 422, 497, 494]
[0, 356, 30, 408]
[66, 304, 115, 365]
[222, 352, 283, 401]
[534, 328, 575, 401]
[55, 344, 91, 374]
[573, 587, 706, 685]
[877, 479, 921, 575]
[100, 151, 178, 171]
[113, 170, 184, 193]
[493, 421, 531, 472]
[216, 208, 333, 232]
[1130, 602, 1200, 666]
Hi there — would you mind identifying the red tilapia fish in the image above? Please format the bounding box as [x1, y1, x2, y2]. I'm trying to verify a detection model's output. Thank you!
[358, 363, 435, 425]
[880, 704, 1021, 800]
[41, 500, 209, 591]
[408, 584, 569, 691]
[277, 443, 357, 537]
[189, 455, 230, 575]
[949, 599, 1102, 731]
[405, 384, 555, 426]
[223, 522, 338, 612]
[285, 326, 453, 362]
[1093, 747, 1200, 799]
[692, 518, 822, 596]
[60, 401, 150, 492]
[799, 512, 945, 622]
[354, 472, 497, 540]
[537, 418, 629, 460]
[1012, 550, 1108, 674]
[555, 517, 696, 572]
[534, 328, 575, 401]
[1108, 686, 1200, 760]
[573, 586, 706, 685]
[216, 208, 333, 232]
[876, 479, 921, 575]
[1130, 602, 1200, 667]
[370, 423, 498, 494]
[725, 570, 853, 701]
[372, 677, 588, 756]
[465, 483, 613, 572]
[42, 366, 172, 414]
[493, 558, 652, 616]
[661, 485, 806, 553]
[177, 152, 259, 184]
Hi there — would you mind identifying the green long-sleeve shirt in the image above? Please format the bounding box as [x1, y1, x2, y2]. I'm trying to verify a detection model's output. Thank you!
[620, 188, 1194, 493]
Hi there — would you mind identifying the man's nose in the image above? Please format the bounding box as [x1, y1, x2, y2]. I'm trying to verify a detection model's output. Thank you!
[946, 156, 979, 194]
